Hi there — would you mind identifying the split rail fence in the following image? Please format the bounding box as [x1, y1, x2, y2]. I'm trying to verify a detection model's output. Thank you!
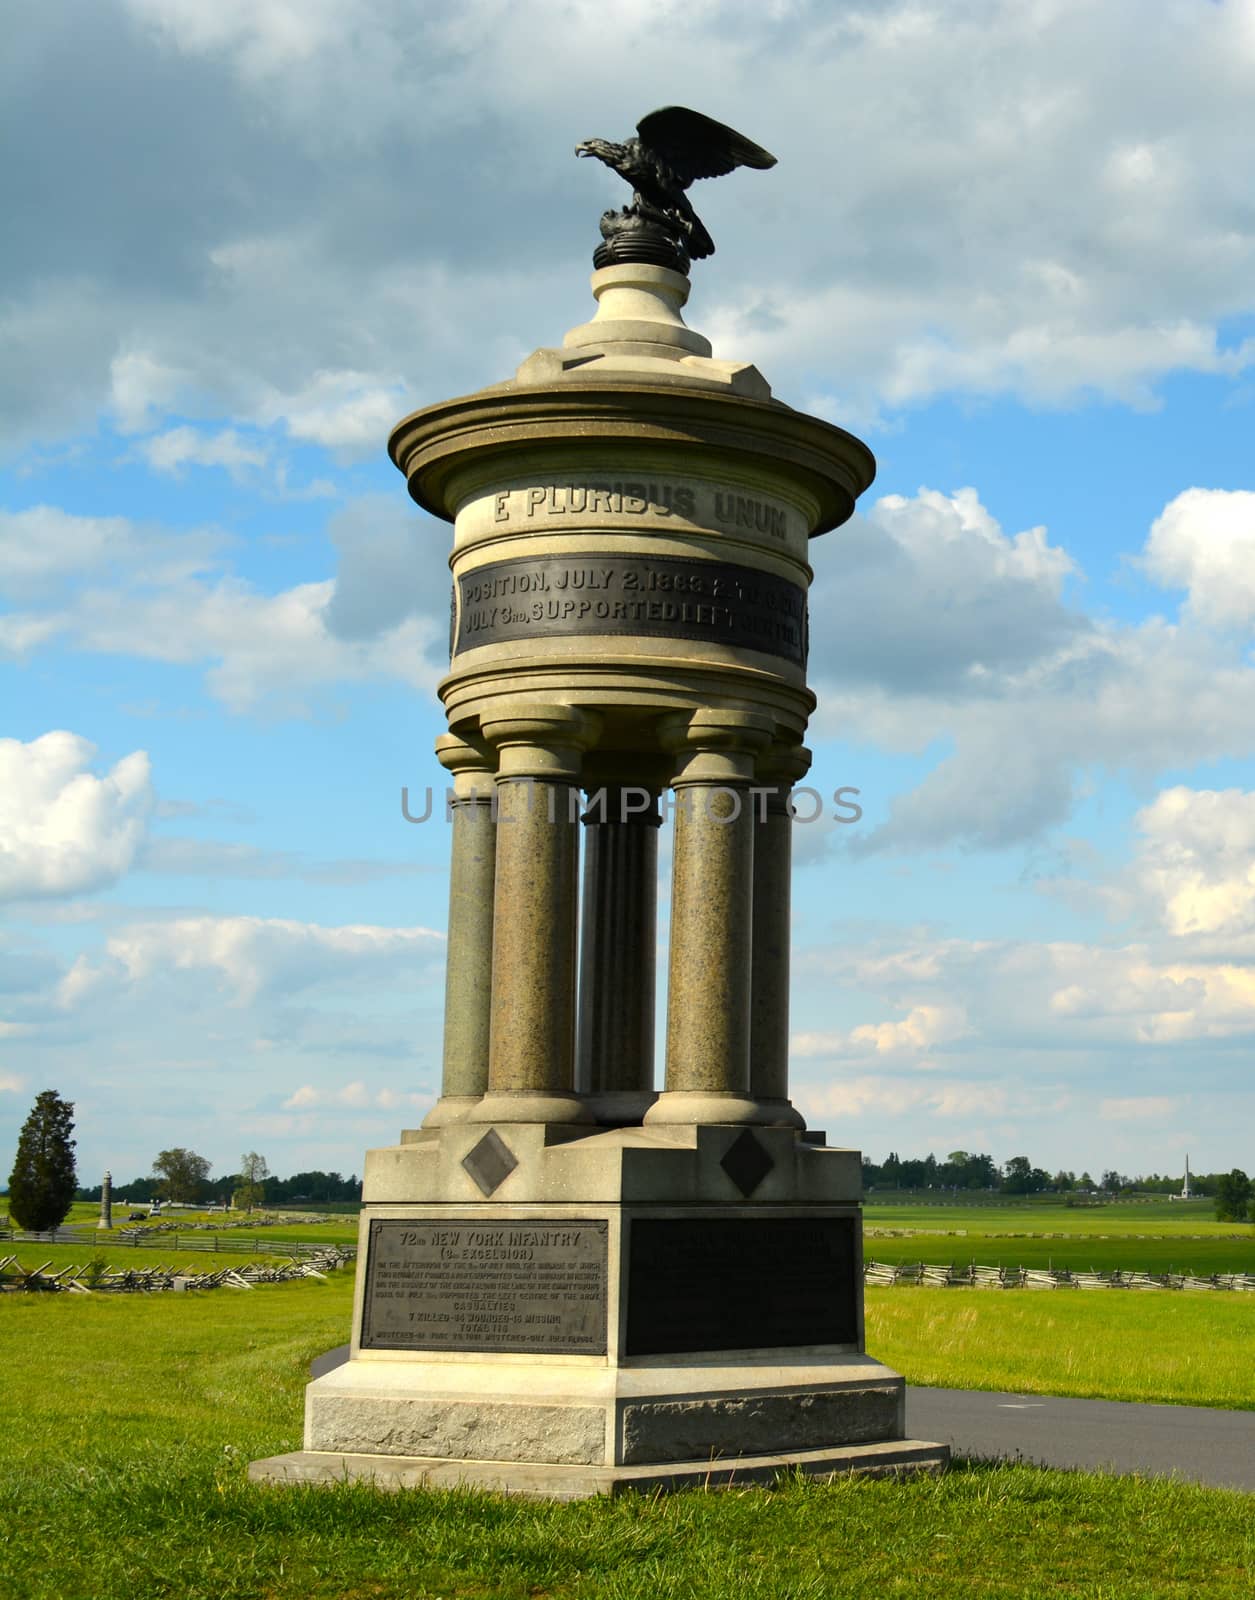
[865, 1260, 1255, 1292]
[0, 1225, 354, 1257]
[0, 1247, 353, 1295]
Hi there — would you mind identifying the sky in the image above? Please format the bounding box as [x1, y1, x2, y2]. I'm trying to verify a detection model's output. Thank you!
[4, 0, 1255, 1188]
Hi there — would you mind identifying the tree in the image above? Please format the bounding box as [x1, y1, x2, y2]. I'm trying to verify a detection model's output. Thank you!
[235, 1151, 270, 1213]
[151, 1147, 212, 1203]
[7, 1090, 77, 1232]
[1214, 1169, 1252, 1223]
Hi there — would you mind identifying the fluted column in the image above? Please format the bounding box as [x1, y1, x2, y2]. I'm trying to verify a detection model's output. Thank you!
[423, 733, 496, 1127]
[749, 745, 811, 1129]
[577, 786, 661, 1125]
[472, 703, 600, 1124]
[645, 709, 775, 1126]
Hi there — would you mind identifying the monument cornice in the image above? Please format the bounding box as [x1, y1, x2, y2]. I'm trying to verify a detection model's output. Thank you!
[388, 381, 876, 539]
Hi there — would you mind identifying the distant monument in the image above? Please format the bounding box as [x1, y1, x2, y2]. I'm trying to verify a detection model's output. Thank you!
[97, 1170, 112, 1231]
[252, 108, 946, 1496]
[1170, 1155, 1193, 1202]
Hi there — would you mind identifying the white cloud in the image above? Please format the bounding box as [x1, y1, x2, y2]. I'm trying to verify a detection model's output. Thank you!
[0, 499, 446, 713]
[809, 487, 1255, 852]
[1143, 488, 1255, 628]
[255, 369, 411, 456]
[139, 425, 270, 477]
[795, 1074, 1010, 1124]
[283, 1079, 423, 1110]
[793, 1001, 969, 1061]
[109, 350, 186, 433]
[0, 504, 226, 601]
[8, 2, 1255, 449]
[1125, 786, 1255, 938]
[809, 485, 1082, 693]
[0, 1070, 27, 1090]
[1099, 1096, 1179, 1122]
[802, 930, 1255, 1055]
[0, 732, 153, 901]
[63, 914, 443, 1007]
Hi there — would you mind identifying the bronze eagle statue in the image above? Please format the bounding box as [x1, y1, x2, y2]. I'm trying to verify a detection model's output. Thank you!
[576, 106, 776, 263]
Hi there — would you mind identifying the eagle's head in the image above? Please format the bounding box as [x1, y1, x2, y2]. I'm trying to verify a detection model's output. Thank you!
[575, 137, 622, 164]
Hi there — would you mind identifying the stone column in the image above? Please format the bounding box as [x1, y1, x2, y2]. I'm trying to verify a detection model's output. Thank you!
[422, 733, 496, 1127]
[749, 746, 812, 1129]
[472, 703, 600, 1124]
[97, 1170, 112, 1230]
[645, 710, 775, 1126]
[577, 786, 661, 1125]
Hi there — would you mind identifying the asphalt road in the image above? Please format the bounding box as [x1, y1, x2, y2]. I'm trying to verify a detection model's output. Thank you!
[908, 1386, 1255, 1491]
[308, 1347, 1254, 1491]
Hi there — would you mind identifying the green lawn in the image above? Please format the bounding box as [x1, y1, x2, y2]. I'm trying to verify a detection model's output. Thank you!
[55, 1201, 362, 1248]
[863, 1198, 1240, 1235]
[1, 1273, 1252, 1599]
[866, 1286, 1255, 1409]
[863, 1198, 1255, 1275]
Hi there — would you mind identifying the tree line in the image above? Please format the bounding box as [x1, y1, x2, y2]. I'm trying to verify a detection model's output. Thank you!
[864, 1148, 1253, 1217]
[73, 1148, 363, 1209]
[3, 1091, 1251, 1229]
[2, 1092, 363, 1231]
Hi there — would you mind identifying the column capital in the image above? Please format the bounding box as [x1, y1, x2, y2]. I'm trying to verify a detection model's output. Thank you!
[435, 732, 495, 800]
[659, 708, 776, 787]
[480, 702, 602, 781]
[758, 742, 812, 787]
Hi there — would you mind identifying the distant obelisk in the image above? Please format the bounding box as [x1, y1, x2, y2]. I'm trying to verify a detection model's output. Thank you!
[97, 1170, 113, 1230]
[1182, 1155, 1192, 1200]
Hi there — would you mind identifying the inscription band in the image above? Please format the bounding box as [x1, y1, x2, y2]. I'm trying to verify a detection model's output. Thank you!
[453, 553, 807, 666]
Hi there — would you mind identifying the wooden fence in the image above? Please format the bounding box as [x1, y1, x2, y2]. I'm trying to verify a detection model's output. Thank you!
[0, 1248, 353, 1294]
[865, 1259, 1255, 1291]
[0, 1225, 354, 1258]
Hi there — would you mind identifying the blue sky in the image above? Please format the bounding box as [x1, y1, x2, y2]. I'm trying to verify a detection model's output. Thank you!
[4, 0, 1255, 1187]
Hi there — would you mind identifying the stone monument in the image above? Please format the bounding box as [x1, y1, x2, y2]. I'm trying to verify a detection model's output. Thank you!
[251, 107, 947, 1497]
[97, 1170, 112, 1231]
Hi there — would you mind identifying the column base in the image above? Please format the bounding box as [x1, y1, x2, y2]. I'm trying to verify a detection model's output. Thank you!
[420, 1095, 483, 1128]
[584, 1089, 658, 1127]
[250, 1437, 948, 1500]
[643, 1091, 782, 1126]
[468, 1090, 594, 1125]
[752, 1097, 807, 1130]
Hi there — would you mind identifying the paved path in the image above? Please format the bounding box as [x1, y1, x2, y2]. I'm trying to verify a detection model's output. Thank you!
[307, 1349, 1254, 1492]
[908, 1387, 1255, 1491]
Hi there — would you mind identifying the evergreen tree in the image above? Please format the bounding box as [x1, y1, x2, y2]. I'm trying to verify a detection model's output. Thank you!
[6, 1090, 77, 1232]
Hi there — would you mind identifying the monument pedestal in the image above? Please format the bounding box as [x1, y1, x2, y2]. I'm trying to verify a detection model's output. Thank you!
[250, 1126, 946, 1496]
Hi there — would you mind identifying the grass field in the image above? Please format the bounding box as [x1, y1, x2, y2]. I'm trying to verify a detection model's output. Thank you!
[863, 1198, 1255, 1275]
[2, 1273, 1253, 1599]
[56, 1201, 363, 1246]
[865, 1287, 1255, 1409]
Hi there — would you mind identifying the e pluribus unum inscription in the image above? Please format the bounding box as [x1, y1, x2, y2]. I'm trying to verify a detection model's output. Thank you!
[360, 1217, 608, 1354]
[454, 553, 806, 666]
[489, 481, 792, 544]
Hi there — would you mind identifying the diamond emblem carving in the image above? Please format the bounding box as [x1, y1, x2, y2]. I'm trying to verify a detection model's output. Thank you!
[720, 1129, 773, 1197]
[462, 1129, 519, 1196]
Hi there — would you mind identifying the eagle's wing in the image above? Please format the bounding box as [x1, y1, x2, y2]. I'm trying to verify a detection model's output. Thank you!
[635, 106, 776, 189]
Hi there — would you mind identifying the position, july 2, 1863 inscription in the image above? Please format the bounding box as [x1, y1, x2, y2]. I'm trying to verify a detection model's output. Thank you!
[454, 553, 806, 664]
[361, 1217, 609, 1355]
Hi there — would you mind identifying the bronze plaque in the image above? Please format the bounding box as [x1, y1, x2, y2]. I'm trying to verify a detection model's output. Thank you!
[625, 1215, 857, 1356]
[454, 553, 807, 665]
[360, 1217, 608, 1354]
